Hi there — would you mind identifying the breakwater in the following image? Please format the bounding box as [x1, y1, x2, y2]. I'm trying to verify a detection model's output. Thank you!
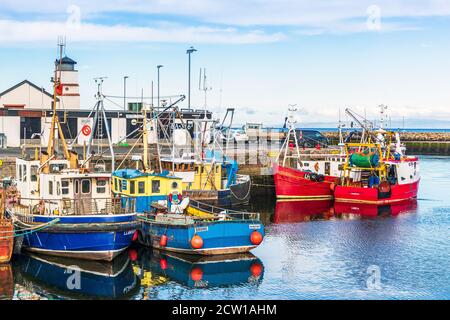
[323, 131, 450, 155]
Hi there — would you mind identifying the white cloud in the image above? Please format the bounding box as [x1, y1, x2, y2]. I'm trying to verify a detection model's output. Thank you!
[0, 19, 285, 44]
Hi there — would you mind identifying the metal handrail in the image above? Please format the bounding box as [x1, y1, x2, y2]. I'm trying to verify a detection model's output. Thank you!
[189, 199, 260, 220]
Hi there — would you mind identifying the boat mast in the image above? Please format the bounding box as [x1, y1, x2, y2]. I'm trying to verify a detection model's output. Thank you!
[142, 104, 149, 171]
[46, 37, 72, 165]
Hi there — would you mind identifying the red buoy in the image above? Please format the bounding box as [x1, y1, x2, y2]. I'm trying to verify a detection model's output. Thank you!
[250, 262, 263, 277]
[128, 248, 138, 261]
[132, 231, 139, 242]
[190, 267, 203, 281]
[160, 258, 168, 270]
[190, 235, 203, 249]
[250, 231, 263, 245]
[160, 234, 168, 247]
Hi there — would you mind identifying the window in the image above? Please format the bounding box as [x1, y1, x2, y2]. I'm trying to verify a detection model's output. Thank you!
[171, 181, 178, 189]
[49, 180, 53, 195]
[152, 180, 160, 193]
[61, 179, 70, 195]
[113, 178, 118, 191]
[138, 181, 145, 194]
[81, 179, 91, 194]
[97, 179, 107, 194]
[30, 165, 38, 182]
[121, 179, 127, 191]
[75, 180, 79, 194]
[130, 180, 136, 194]
[56, 181, 61, 196]
[17, 165, 22, 181]
[22, 165, 27, 181]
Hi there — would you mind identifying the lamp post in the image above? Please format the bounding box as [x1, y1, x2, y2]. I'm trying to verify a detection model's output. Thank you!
[186, 46, 197, 110]
[123, 76, 129, 110]
[157, 65, 163, 108]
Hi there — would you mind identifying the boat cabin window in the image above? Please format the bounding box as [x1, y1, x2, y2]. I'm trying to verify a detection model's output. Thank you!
[130, 180, 136, 194]
[17, 164, 22, 181]
[171, 181, 178, 189]
[121, 179, 127, 192]
[75, 180, 79, 194]
[56, 181, 61, 196]
[61, 179, 70, 195]
[113, 177, 118, 192]
[138, 181, 145, 194]
[30, 165, 38, 182]
[152, 180, 160, 193]
[81, 179, 91, 194]
[50, 163, 67, 173]
[97, 179, 107, 194]
[49, 180, 53, 195]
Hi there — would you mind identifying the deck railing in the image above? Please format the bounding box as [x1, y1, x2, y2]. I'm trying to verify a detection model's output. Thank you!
[10, 197, 136, 216]
[189, 199, 260, 221]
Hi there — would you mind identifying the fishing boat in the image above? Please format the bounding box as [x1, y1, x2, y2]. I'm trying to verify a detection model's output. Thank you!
[112, 105, 264, 255]
[0, 185, 13, 264]
[6, 41, 137, 261]
[333, 131, 420, 204]
[14, 252, 138, 299]
[273, 106, 342, 200]
[137, 199, 264, 255]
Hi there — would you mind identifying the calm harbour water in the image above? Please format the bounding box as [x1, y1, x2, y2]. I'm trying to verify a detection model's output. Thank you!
[1, 156, 449, 300]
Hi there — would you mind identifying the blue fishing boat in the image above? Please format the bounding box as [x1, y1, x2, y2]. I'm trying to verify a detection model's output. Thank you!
[136, 200, 264, 255]
[14, 252, 138, 299]
[6, 43, 137, 261]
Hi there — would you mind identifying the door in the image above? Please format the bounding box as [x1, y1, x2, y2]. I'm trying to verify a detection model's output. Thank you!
[74, 178, 92, 214]
[325, 162, 330, 176]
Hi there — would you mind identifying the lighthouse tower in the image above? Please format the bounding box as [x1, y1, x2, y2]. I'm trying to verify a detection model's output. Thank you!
[55, 56, 80, 109]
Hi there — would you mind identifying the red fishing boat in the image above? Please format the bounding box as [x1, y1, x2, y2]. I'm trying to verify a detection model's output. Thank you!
[334, 132, 420, 205]
[0, 186, 14, 264]
[273, 164, 338, 200]
[273, 106, 343, 199]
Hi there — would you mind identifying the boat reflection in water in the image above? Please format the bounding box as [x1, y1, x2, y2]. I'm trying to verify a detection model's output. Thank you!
[274, 200, 334, 223]
[0, 263, 13, 300]
[134, 248, 264, 289]
[333, 199, 418, 218]
[13, 251, 139, 299]
[274, 199, 418, 222]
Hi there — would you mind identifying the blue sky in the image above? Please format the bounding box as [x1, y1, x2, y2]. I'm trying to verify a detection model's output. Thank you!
[1, 0, 450, 126]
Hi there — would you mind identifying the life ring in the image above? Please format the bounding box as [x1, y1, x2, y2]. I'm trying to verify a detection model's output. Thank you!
[314, 162, 319, 172]
[378, 181, 391, 193]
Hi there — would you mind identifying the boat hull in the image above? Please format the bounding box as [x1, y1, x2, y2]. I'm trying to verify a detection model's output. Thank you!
[138, 219, 264, 255]
[273, 164, 338, 199]
[17, 213, 137, 262]
[334, 180, 419, 205]
[0, 220, 14, 264]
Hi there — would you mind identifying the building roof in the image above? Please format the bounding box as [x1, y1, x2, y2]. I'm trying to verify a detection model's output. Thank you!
[56, 56, 77, 65]
[0, 79, 55, 99]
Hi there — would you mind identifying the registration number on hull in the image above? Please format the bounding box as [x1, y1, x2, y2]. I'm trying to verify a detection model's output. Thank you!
[249, 224, 261, 230]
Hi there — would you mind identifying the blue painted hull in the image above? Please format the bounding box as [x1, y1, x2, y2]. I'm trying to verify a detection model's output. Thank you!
[138, 219, 264, 255]
[15, 253, 138, 299]
[20, 213, 137, 261]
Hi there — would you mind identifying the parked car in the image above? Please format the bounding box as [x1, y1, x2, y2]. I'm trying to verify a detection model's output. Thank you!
[281, 129, 329, 148]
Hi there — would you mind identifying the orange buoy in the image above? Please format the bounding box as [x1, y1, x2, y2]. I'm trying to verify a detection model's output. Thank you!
[132, 231, 139, 242]
[190, 235, 203, 249]
[160, 234, 168, 247]
[329, 182, 335, 191]
[160, 258, 168, 270]
[190, 267, 203, 281]
[128, 248, 138, 261]
[250, 231, 263, 245]
[250, 262, 263, 277]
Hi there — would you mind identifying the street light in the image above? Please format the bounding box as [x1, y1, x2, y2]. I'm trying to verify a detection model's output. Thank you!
[157, 65, 163, 108]
[123, 76, 129, 110]
[186, 46, 197, 110]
